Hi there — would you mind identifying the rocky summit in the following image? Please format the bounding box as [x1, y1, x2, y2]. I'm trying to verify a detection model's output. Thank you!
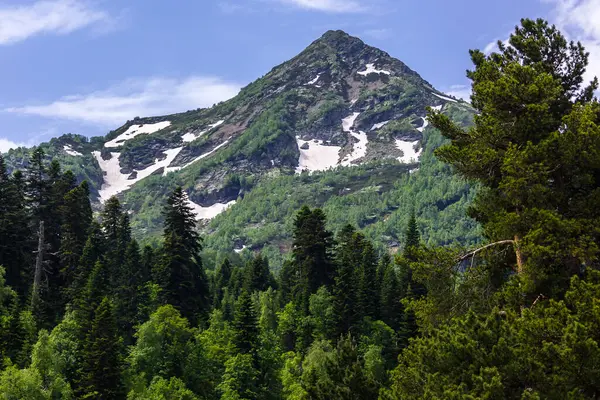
[3, 30, 478, 264]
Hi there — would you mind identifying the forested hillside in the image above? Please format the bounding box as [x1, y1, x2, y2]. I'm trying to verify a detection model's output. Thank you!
[1, 18, 600, 399]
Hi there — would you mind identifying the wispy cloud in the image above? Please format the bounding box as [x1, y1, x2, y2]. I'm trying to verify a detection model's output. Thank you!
[5, 76, 242, 126]
[547, 0, 600, 85]
[0, 0, 112, 45]
[275, 0, 366, 13]
[482, 1, 599, 86]
[0, 138, 26, 153]
[444, 84, 472, 102]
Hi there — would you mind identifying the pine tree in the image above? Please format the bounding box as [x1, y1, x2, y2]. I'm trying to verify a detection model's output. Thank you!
[429, 18, 600, 297]
[156, 187, 209, 322]
[233, 290, 258, 354]
[244, 254, 272, 293]
[403, 211, 420, 259]
[80, 297, 124, 399]
[115, 240, 146, 344]
[380, 264, 402, 331]
[213, 258, 232, 308]
[356, 240, 379, 320]
[333, 227, 366, 335]
[0, 156, 31, 297]
[59, 182, 93, 303]
[291, 206, 334, 311]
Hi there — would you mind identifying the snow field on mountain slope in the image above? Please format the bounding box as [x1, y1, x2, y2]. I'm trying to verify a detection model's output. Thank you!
[164, 140, 230, 174]
[357, 63, 391, 76]
[182, 120, 225, 143]
[295, 137, 341, 174]
[93, 147, 183, 201]
[340, 112, 368, 166]
[186, 199, 237, 220]
[395, 140, 422, 163]
[105, 121, 172, 148]
[63, 145, 82, 156]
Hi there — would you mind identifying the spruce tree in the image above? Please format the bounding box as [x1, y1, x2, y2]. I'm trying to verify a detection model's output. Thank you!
[213, 258, 232, 308]
[156, 187, 209, 322]
[403, 211, 420, 259]
[115, 240, 146, 344]
[80, 297, 124, 399]
[244, 254, 272, 293]
[429, 18, 600, 297]
[356, 240, 379, 320]
[380, 264, 402, 331]
[291, 206, 334, 311]
[0, 156, 31, 297]
[233, 290, 258, 354]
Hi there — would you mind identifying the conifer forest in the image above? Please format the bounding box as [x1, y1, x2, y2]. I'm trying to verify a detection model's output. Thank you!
[1, 19, 600, 399]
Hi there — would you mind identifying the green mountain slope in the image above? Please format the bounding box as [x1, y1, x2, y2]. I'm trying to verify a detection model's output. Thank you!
[3, 30, 479, 265]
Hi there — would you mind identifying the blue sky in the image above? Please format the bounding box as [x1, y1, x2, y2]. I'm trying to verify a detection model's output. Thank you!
[1, 0, 599, 151]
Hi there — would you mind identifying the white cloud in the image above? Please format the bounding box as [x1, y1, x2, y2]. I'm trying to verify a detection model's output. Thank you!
[0, 138, 26, 152]
[0, 0, 111, 45]
[445, 84, 472, 102]
[276, 0, 366, 13]
[546, 0, 600, 85]
[482, 1, 600, 86]
[5, 76, 242, 126]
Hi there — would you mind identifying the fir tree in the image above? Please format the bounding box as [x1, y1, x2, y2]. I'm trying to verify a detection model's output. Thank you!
[244, 254, 272, 293]
[156, 187, 209, 322]
[233, 290, 258, 355]
[291, 206, 335, 311]
[213, 258, 232, 308]
[0, 156, 31, 297]
[356, 240, 379, 320]
[380, 264, 402, 331]
[80, 297, 124, 399]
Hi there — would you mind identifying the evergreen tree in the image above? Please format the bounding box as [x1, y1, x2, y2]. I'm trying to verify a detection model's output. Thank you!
[155, 187, 209, 322]
[0, 156, 31, 297]
[356, 240, 379, 320]
[233, 290, 258, 355]
[379, 264, 402, 331]
[115, 239, 146, 344]
[403, 211, 420, 259]
[243, 254, 272, 293]
[59, 182, 93, 302]
[213, 258, 232, 308]
[429, 18, 600, 298]
[80, 297, 124, 399]
[291, 206, 334, 311]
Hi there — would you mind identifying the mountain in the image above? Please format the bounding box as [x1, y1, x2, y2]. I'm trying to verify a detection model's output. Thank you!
[3, 30, 480, 266]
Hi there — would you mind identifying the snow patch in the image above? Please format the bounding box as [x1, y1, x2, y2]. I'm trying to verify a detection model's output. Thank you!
[371, 120, 390, 131]
[164, 140, 229, 174]
[187, 199, 236, 221]
[63, 145, 82, 156]
[306, 74, 321, 85]
[433, 93, 457, 103]
[350, 98, 358, 106]
[181, 120, 225, 143]
[93, 147, 183, 201]
[295, 137, 341, 174]
[416, 117, 429, 133]
[395, 140, 422, 164]
[357, 63, 391, 76]
[340, 112, 368, 166]
[105, 121, 171, 148]
[234, 245, 248, 254]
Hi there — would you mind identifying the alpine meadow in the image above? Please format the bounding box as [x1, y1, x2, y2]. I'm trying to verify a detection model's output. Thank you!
[1, 16, 600, 400]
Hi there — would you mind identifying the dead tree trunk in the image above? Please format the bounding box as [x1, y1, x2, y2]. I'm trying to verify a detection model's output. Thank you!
[31, 221, 45, 309]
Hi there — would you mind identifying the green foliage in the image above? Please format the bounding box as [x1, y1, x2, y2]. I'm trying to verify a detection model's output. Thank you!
[386, 270, 600, 399]
[128, 376, 199, 400]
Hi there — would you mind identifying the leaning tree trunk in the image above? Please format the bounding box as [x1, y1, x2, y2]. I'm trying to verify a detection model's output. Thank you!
[31, 221, 45, 309]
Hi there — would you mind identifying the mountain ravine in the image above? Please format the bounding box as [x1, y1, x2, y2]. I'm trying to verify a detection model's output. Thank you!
[3, 30, 480, 266]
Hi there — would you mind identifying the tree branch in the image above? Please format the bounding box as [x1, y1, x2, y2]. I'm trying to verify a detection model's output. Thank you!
[458, 240, 515, 262]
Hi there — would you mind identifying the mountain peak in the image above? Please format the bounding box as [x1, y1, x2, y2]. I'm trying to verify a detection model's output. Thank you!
[314, 29, 365, 50]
